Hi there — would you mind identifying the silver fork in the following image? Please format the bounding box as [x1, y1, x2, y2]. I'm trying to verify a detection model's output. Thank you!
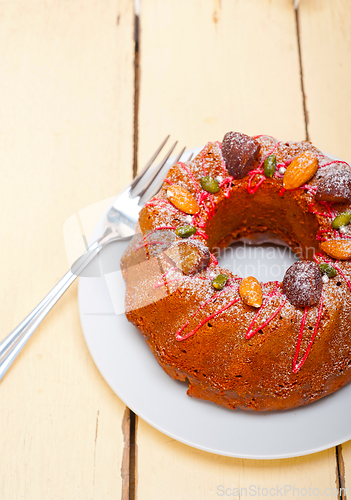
[0, 137, 186, 381]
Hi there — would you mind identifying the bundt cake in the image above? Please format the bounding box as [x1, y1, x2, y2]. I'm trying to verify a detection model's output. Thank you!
[121, 132, 351, 411]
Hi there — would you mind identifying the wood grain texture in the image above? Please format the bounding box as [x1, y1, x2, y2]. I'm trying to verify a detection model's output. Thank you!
[0, 1, 134, 499]
[137, 0, 306, 166]
[137, 420, 338, 500]
[298, 0, 351, 162]
[135, 0, 340, 497]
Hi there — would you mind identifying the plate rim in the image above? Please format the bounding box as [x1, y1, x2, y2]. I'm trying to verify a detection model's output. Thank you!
[78, 146, 351, 459]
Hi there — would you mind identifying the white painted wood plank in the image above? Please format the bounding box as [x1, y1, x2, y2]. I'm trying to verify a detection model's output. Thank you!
[137, 420, 337, 500]
[0, 1, 134, 498]
[138, 0, 306, 166]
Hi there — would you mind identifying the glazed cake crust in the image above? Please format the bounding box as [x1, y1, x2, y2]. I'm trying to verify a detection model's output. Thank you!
[121, 135, 351, 411]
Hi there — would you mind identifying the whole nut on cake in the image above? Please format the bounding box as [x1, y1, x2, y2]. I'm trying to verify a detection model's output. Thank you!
[283, 151, 318, 190]
[222, 131, 261, 179]
[320, 240, 351, 260]
[315, 167, 351, 203]
[164, 240, 210, 275]
[122, 133, 351, 412]
[167, 185, 200, 214]
[239, 276, 263, 308]
[283, 261, 322, 308]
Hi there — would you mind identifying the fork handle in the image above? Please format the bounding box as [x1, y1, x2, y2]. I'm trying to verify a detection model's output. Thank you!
[0, 240, 103, 381]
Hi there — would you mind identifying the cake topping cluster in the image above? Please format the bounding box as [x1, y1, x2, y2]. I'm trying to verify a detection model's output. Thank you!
[137, 132, 351, 374]
[282, 261, 322, 308]
[222, 131, 261, 179]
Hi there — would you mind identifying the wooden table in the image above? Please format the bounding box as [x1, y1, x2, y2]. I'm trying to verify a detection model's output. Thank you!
[1, 0, 351, 498]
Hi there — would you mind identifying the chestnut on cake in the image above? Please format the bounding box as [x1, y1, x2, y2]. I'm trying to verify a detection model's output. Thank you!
[121, 131, 351, 411]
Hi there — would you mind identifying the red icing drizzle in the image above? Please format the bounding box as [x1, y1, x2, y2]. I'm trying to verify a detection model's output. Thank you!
[317, 159, 351, 168]
[176, 294, 241, 341]
[145, 199, 178, 213]
[210, 253, 218, 265]
[153, 267, 180, 290]
[245, 282, 286, 340]
[308, 202, 333, 218]
[216, 141, 233, 197]
[292, 293, 324, 373]
[246, 299, 287, 340]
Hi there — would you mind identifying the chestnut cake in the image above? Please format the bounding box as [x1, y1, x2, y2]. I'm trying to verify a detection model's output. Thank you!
[121, 132, 351, 411]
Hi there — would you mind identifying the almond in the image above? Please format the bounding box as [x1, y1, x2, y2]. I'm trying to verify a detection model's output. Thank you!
[320, 239, 351, 260]
[239, 276, 263, 308]
[283, 151, 318, 190]
[167, 185, 200, 214]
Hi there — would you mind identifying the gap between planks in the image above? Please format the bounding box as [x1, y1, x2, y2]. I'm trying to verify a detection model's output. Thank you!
[128, 5, 140, 500]
[336, 445, 347, 500]
[295, 5, 309, 141]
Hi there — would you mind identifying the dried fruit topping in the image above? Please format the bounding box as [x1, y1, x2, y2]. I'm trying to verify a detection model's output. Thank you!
[331, 211, 351, 230]
[222, 131, 261, 179]
[263, 155, 277, 178]
[319, 263, 337, 278]
[164, 240, 210, 275]
[175, 225, 197, 238]
[239, 276, 263, 308]
[315, 167, 351, 203]
[283, 151, 318, 190]
[320, 240, 351, 260]
[211, 274, 228, 290]
[200, 176, 220, 193]
[167, 185, 200, 214]
[283, 261, 322, 307]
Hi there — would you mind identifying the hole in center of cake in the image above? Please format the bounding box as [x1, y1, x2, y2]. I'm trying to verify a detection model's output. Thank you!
[216, 237, 299, 282]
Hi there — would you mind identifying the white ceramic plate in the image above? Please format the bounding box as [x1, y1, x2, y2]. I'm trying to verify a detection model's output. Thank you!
[78, 147, 351, 459]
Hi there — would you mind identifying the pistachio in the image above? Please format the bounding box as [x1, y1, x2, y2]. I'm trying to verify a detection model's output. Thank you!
[200, 176, 220, 194]
[263, 155, 277, 178]
[319, 263, 337, 278]
[175, 225, 197, 238]
[211, 274, 228, 290]
[331, 212, 351, 230]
